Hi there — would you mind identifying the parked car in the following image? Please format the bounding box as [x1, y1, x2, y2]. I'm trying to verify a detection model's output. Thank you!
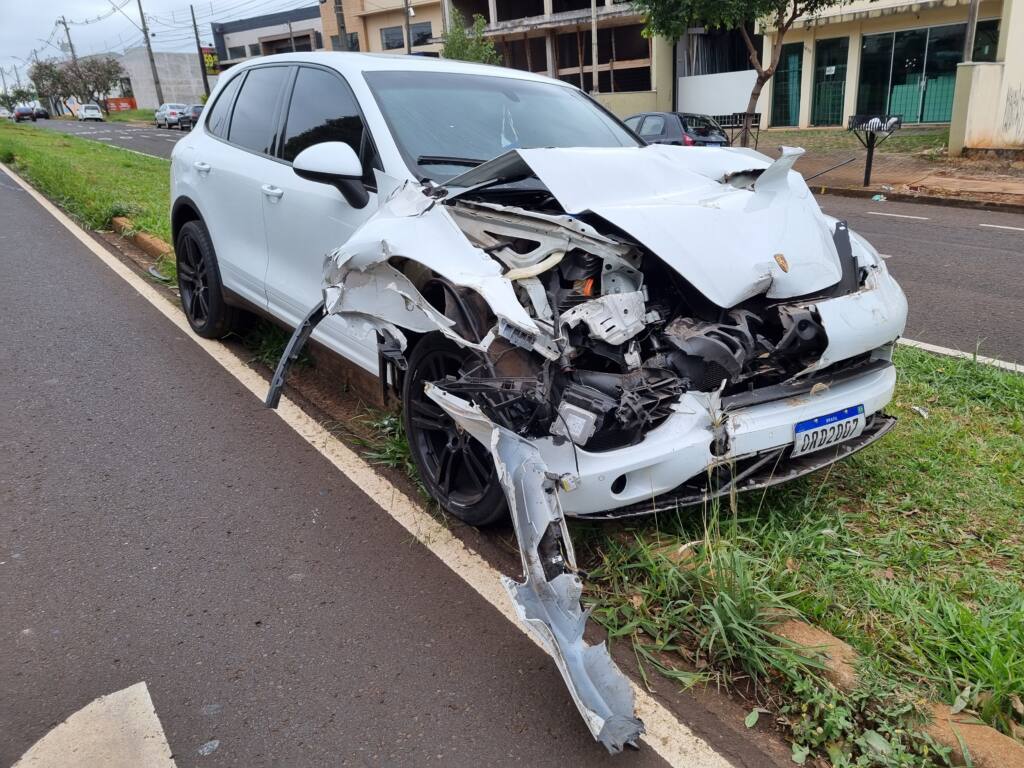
[13, 106, 37, 122]
[170, 53, 906, 751]
[177, 104, 204, 131]
[155, 103, 187, 128]
[77, 103, 104, 121]
[625, 111, 730, 147]
[33, 106, 50, 119]
[0, 107, 12, 119]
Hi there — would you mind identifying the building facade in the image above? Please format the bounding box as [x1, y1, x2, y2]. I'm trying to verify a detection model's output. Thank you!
[758, 0, 1003, 129]
[117, 48, 212, 109]
[211, 6, 326, 70]
[320, 0, 444, 55]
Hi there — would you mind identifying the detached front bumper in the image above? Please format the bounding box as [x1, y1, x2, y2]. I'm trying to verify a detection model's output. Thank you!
[536, 359, 898, 518]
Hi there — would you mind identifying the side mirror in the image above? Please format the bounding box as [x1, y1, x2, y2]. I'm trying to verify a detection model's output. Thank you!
[292, 141, 369, 209]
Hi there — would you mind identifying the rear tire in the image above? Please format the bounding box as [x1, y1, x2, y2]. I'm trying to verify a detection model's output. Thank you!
[402, 335, 507, 526]
[175, 219, 237, 339]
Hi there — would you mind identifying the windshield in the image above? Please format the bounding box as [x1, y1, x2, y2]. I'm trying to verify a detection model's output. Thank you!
[364, 70, 640, 181]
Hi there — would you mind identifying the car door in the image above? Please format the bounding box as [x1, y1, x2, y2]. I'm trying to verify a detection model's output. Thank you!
[638, 114, 669, 144]
[260, 64, 382, 371]
[189, 65, 292, 309]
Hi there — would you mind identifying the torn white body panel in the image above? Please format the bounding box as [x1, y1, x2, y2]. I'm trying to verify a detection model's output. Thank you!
[424, 385, 645, 753]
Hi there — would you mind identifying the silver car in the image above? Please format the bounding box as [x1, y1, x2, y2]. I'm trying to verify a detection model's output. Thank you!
[154, 103, 187, 128]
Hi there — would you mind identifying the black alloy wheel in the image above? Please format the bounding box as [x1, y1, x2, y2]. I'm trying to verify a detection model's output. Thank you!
[402, 335, 507, 526]
[175, 219, 236, 338]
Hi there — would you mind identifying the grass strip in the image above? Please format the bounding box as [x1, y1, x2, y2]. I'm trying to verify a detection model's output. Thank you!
[0, 121, 170, 243]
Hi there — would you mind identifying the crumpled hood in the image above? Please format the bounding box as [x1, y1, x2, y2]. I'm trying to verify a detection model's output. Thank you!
[447, 145, 842, 308]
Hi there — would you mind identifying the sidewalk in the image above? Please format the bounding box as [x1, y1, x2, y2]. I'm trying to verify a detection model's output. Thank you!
[758, 127, 1024, 208]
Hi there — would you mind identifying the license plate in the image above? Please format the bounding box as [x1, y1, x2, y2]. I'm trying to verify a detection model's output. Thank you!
[793, 405, 866, 457]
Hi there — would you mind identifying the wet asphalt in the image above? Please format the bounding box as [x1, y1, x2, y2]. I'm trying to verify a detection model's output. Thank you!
[0, 177, 681, 766]
[28, 117, 1024, 363]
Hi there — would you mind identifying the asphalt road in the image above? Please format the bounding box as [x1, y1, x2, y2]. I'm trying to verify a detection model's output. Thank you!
[817, 195, 1024, 363]
[0, 178, 688, 766]
[32, 116, 185, 158]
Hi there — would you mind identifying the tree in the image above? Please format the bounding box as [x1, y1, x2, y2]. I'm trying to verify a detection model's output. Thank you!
[28, 56, 124, 112]
[442, 8, 501, 66]
[636, 0, 844, 144]
[0, 87, 36, 112]
[29, 60, 65, 110]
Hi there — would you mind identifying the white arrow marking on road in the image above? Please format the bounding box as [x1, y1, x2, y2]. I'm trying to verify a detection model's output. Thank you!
[866, 211, 929, 220]
[14, 682, 176, 768]
[979, 223, 1024, 232]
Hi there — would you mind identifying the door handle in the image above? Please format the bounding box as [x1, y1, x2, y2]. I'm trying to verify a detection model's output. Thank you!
[261, 184, 284, 200]
[193, 161, 211, 174]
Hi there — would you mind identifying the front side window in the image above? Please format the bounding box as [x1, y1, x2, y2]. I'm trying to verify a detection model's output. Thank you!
[364, 70, 640, 181]
[227, 66, 289, 154]
[281, 66, 379, 185]
[380, 26, 404, 50]
[205, 73, 244, 138]
[409, 21, 432, 47]
[623, 115, 641, 131]
[639, 115, 665, 136]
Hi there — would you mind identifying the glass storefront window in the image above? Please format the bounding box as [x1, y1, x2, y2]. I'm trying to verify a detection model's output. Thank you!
[771, 42, 803, 126]
[812, 37, 849, 125]
[856, 20, 1000, 124]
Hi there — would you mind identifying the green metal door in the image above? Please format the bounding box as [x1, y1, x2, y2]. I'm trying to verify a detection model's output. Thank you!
[771, 42, 803, 127]
[811, 37, 849, 125]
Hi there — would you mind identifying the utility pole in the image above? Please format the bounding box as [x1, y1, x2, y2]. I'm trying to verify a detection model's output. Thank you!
[333, 1, 349, 50]
[190, 4, 210, 96]
[963, 0, 981, 62]
[590, 0, 598, 93]
[287, 20, 296, 51]
[1, 67, 8, 97]
[403, 0, 412, 54]
[59, 16, 79, 65]
[136, 0, 165, 105]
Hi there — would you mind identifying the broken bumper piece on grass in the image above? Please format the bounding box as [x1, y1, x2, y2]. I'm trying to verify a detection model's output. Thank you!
[424, 384, 644, 753]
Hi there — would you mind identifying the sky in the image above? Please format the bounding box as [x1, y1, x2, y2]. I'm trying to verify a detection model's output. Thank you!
[1, 0, 318, 83]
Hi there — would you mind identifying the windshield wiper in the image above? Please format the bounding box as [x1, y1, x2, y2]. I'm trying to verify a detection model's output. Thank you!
[416, 155, 485, 167]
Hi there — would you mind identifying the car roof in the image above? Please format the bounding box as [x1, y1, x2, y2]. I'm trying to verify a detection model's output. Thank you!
[224, 51, 567, 88]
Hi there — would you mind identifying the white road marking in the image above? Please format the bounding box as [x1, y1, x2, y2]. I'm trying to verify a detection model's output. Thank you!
[14, 682, 176, 768]
[898, 338, 1023, 374]
[0, 161, 732, 767]
[866, 211, 929, 220]
[979, 223, 1024, 232]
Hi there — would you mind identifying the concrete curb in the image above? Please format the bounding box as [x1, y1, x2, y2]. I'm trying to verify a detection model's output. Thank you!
[111, 217, 172, 260]
[813, 183, 1024, 214]
[775, 620, 1024, 767]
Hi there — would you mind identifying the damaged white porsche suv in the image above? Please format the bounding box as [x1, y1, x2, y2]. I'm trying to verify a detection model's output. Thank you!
[171, 52, 907, 752]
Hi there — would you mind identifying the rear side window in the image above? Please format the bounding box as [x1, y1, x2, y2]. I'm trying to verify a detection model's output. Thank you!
[624, 116, 641, 131]
[227, 66, 290, 155]
[281, 66, 379, 185]
[205, 74, 243, 138]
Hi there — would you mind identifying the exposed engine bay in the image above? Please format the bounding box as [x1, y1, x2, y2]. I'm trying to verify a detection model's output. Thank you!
[265, 144, 908, 753]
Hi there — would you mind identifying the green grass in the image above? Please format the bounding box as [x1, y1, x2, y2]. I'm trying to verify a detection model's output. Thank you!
[763, 126, 950, 155]
[0, 121, 170, 242]
[105, 108, 156, 123]
[580, 346, 1024, 751]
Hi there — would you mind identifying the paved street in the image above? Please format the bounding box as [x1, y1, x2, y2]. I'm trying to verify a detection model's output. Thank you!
[0, 177, 691, 766]
[817, 195, 1024, 363]
[32, 116, 184, 158]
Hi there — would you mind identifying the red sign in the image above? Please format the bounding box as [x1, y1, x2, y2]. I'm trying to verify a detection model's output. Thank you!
[107, 97, 138, 112]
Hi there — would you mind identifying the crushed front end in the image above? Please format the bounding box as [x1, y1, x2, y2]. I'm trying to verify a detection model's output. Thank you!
[266, 145, 908, 752]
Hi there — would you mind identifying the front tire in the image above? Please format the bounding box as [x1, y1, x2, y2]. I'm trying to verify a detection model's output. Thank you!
[175, 219, 236, 338]
[402, 335, 507, 526]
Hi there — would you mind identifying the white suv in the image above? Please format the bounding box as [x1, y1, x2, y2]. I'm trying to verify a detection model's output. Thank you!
[170, 52, 907, 751]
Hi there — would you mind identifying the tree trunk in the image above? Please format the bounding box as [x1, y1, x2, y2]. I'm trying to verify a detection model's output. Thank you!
[741, 73, 770, 148]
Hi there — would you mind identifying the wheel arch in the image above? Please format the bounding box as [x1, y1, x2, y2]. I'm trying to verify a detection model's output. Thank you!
[171, 196, 203, 248]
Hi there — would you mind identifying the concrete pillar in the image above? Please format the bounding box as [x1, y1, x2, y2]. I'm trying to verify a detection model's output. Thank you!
[798, 37, 814, 127]
[948, 63, 975, 153]
[843, 29, 862, 125]
[545, 30, 556, 76]
[543, 0, 553, 16]
[488, 0, 497, 25]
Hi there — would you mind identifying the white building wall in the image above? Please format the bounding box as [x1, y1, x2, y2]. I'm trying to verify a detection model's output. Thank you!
[122, 48, 210, 108]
